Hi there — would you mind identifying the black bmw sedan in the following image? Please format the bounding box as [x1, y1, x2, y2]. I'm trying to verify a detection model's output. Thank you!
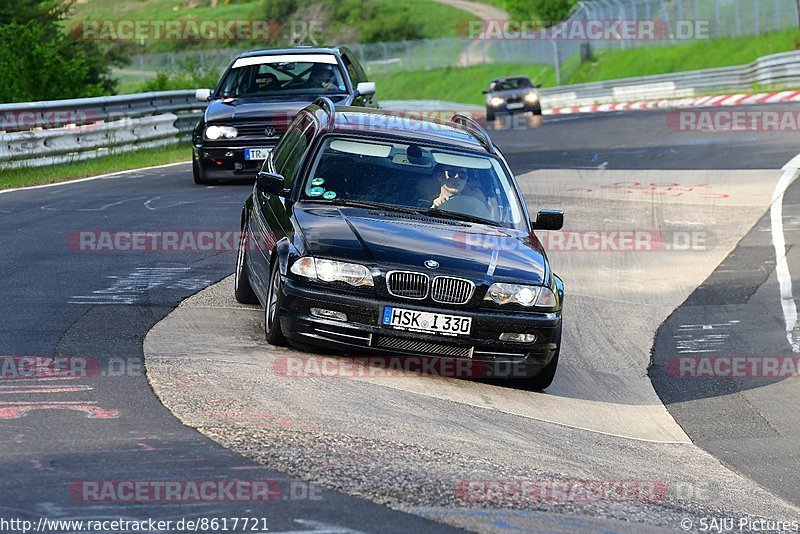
[192, 46, 377, 184]
[235, 99, 564, 389]
[483, 75, 542, 121]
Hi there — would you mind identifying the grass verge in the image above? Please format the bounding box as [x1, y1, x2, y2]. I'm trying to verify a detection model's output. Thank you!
[567, 29, 800, 84]
[375, 29, 799, 105]
[0, 143, 191, 191]
[375, 63, 555, 105]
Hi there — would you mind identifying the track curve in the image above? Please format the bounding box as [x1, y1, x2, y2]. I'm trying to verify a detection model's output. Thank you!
[144, 106, 800, 531]
[3, 104, 800, 533]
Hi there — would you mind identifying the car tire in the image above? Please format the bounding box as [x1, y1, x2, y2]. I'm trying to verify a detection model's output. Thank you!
[525, 348, 559, 390]
[234, 228, 259, 305]
[485, 108, 495, 122]
[532, 104, 542, 116]
[514, 322, 561, 390]
[193, 157, 210, 185]
[264, 259, 287, 346]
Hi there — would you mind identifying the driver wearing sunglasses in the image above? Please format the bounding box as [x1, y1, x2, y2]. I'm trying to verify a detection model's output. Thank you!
[431, 165, 470, 208]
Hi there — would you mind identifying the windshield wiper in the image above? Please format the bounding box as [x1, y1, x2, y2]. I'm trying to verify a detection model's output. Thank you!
[304, 198, 500, 226]
[305, 198, 420, 215]
[417, 208, 500, 227]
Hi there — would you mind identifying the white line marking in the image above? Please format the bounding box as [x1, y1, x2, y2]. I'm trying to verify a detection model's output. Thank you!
[143, 196, 160, 210]
[0, 161, 190, 197]
[771, 153, 800, 352]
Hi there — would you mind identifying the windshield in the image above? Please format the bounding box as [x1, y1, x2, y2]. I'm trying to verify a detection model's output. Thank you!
[491, 78, 533, 91]
[301, 137, 526, 229]
[217, 54, 347, 98]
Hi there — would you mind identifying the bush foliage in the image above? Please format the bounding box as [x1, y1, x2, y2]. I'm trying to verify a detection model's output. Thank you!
[0, 0, 123, 102]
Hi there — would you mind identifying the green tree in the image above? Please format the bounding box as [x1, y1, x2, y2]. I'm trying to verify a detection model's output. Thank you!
[0, 0, 124, 102]
[504, 0, 580, 24]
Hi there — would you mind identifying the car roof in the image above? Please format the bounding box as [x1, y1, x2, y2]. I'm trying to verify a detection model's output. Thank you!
[490, 75, 531, 83]
[237, 47, 344, 59]
[319, 106, 490, 153]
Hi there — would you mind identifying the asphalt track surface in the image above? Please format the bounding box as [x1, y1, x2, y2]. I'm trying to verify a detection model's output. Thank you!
[1, 104, 800, 533]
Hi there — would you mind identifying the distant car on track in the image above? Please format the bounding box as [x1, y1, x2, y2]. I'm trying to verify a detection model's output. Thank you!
[192, 46, 377, 184]
[483, 75, 542, 121]
[234, 98, 564, 389]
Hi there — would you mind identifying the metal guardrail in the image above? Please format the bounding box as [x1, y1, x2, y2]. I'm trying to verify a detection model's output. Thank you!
[539, 50, 800, 108]
[0, 91, 204, 169]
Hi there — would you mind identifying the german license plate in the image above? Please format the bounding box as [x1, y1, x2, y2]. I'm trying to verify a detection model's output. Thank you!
[507, 102, 524, 110]
[382, 306, 471, 336]
[244, 148, 270, 160]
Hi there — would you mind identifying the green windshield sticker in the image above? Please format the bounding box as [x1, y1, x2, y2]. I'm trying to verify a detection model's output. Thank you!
[323, 191, 337, 200]
[308, 186, 325, 197]
[311, 177, 325, 186]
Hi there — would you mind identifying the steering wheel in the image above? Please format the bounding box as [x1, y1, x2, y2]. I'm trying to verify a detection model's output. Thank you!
[435, 195, 492, 220]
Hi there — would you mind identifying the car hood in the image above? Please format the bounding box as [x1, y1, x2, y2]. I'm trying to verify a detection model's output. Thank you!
[489, 88, 537, 98]
[205, 94, 351, 124]
[293, 205, 546, 284]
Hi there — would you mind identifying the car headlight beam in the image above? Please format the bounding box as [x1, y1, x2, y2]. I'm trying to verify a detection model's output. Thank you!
[524, 92, 539, 103]
[489, 96, 505, 107]
[205, 125, 238, 140]
[484, 283, 556, 308]
[290, 257, 373, 287]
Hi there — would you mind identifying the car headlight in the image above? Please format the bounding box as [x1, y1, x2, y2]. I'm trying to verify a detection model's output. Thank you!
[484, 283, 557, 308]
[290, 257, 373, 287]
[204, 125, 238, 140]
[489, 96, 505, 107]
[524, 92, 539, 103]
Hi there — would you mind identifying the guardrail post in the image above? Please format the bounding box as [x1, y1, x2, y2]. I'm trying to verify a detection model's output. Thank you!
[795, 0, 800, 29]
[773, 0, 779, 30]
[426, 39, 433, 71]
[754, 0, 760, 34]
[550, 40, 561, 86]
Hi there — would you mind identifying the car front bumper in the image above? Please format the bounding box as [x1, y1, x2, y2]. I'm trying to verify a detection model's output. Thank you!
[278, 277, 561, 379]
[487, 102, 540, 114]
[194, 144, 276, 180]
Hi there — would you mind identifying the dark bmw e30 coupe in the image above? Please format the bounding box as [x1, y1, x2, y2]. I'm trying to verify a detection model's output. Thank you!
[235, 98, 565, 389]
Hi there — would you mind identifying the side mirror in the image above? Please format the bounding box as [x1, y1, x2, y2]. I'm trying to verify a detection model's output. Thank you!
[481, 90, 489, 94]
[532, 209, 563, 230]
[355, 81, 376, 97]
[256, 171, 286, 196]
[195, 88, 212, 102]
[534, 83, 542, 88]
